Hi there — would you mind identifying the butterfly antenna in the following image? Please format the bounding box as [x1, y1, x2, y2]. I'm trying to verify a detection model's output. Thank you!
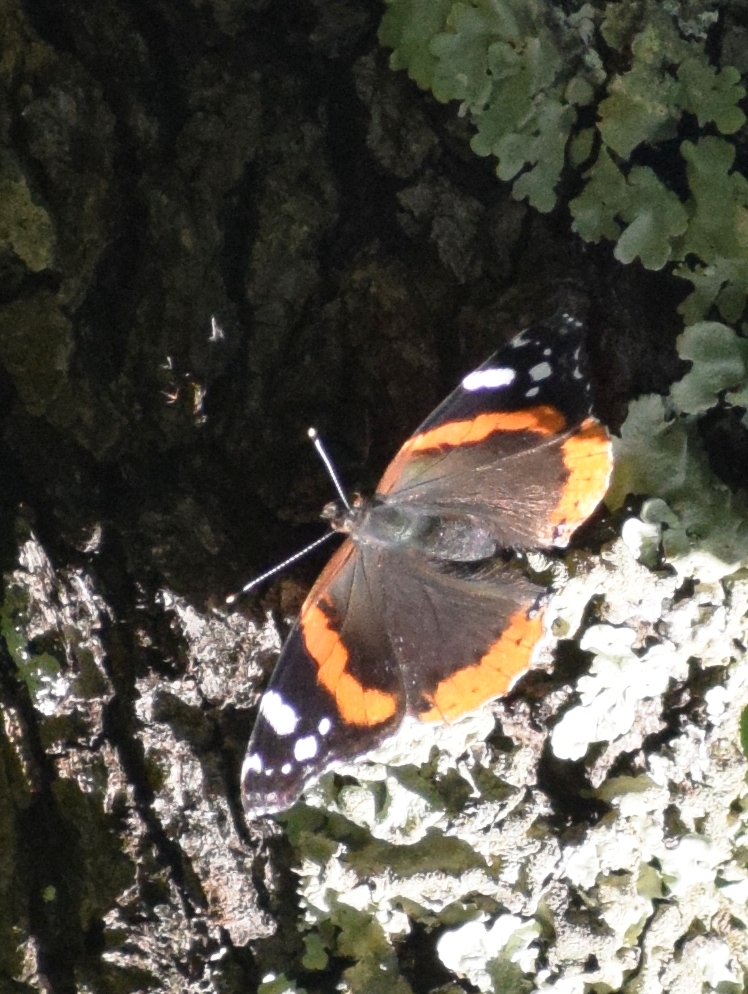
[225, 532, 336, 605]
[307, 427, 352, 512]
[224, 428, 350, 606]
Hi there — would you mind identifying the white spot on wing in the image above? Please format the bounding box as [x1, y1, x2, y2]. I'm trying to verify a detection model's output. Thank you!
[543, 348, 551, 357]
[526, 386, 540, 397]
[462, 367, 516, 392]
[294, 735, 319, 761]
[260, 690, 299, 736]
[318, 717, 332, 736]
[281, 762, 292, 775]
[242, 753, 263, 778]
[529, 361, 552, 382]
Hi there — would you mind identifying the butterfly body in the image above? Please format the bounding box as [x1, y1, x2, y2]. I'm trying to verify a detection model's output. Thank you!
[241, 313, 613, 818]
[324, 496, 499, 562]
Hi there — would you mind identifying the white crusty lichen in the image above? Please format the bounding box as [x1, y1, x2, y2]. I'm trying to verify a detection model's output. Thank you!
[436, 914, 542, 991]
[550, 625, 683, 761]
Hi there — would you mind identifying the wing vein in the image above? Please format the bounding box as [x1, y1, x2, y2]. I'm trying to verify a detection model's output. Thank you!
[382, 430, 571, 498]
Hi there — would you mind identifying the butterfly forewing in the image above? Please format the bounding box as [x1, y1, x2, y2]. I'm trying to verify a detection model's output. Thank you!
[377, 315, 612, 548]
[242, 540, 405, 817]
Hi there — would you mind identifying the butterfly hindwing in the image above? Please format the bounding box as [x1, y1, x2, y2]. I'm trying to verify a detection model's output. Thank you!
[378, 553, 545, 722]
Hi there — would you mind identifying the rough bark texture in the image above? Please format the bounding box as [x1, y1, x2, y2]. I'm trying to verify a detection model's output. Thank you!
[1, 0, 745, 992]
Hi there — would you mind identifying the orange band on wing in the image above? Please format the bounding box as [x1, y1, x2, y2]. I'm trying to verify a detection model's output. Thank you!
[419, 610, 544, 723]
[410, 406, 566, 451]
[301, 602, 398, 727]
[550, 417, 613, 537]
[378, 406, 567, 493]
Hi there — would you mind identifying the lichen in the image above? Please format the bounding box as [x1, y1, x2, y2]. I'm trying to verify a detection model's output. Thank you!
[609, 322, 748, 581]
[379, 0, 748, 323]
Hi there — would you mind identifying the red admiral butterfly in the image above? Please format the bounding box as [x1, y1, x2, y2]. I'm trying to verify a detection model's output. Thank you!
[241, 313, 612, 818]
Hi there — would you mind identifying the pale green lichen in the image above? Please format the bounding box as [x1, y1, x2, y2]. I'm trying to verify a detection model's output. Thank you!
[379, 0, 748, 322]
[571, 159, 690, 271]
[381, 0, 591, 213]
[675, 138, 748, 325]
[609, 322, 748, 582]
[669, 320, 748, 414]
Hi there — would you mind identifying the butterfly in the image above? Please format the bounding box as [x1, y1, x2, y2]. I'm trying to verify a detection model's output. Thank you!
[241, 313, 612, 818]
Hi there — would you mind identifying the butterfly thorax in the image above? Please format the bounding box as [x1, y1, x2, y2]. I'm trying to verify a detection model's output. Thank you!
[322, 497, 497, 562]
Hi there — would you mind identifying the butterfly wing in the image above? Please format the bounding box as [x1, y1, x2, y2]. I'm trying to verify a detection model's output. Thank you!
[378, 553, 545, 722]
[241, 540, 405, 818]
[377, 313, 612, 549]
